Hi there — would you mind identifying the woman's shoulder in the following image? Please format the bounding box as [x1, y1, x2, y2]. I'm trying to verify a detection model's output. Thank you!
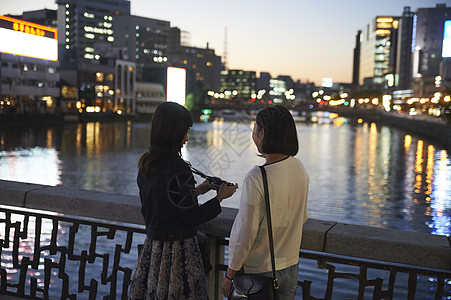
[243, 165, 263, 183]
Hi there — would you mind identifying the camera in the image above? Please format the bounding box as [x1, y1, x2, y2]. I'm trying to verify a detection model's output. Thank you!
[190, 165, 235, 190]
[210, 178, 235, 189]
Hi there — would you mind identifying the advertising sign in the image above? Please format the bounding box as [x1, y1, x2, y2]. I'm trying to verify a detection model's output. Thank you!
[166, 67, 186, 106]
[442, 20, 451, 58]
[0, 16, 58, 61]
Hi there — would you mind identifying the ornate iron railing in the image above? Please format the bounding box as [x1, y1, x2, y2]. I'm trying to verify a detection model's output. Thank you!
[1, 204, 450, 299]
[0, 205, 146, 299]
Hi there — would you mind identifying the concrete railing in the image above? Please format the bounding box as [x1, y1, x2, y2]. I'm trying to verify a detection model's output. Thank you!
[0, 179, 450, 298]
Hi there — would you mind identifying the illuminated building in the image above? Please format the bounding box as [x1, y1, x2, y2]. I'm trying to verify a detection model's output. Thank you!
[220, 69, 256, 103]
[355, 4, 450, 99]
[114, 15, 171, 83]
[115, 16, 221, 96]
[358, 15, 399, 89]
[0, 15, 60, 114]
[170, 43, 221, 91]
[269, 78, 287, 104]
[395, 7, 415, 90]
[56, 0, 133, 114]
[412, 4, 451, 96]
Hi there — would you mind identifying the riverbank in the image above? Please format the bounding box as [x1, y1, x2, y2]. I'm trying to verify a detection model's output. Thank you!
[328, 108, 451, 151]
[0, 112, 153, 126]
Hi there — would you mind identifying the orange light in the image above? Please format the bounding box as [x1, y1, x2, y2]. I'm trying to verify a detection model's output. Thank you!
[1, 15, 57, 39]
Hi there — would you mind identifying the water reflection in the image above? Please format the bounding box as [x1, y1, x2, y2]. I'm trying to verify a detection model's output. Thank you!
[0, 147, 61, 186]
[0, 117, 449, 236]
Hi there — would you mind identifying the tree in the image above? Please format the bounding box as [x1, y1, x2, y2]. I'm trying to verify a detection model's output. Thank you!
[185, 69, 205, 119]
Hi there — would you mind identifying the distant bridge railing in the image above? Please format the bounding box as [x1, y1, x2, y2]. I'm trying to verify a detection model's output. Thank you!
[0, 180, 450, 299]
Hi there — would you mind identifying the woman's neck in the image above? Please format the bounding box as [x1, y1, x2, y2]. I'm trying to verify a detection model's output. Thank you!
[264, 153, 289, 165]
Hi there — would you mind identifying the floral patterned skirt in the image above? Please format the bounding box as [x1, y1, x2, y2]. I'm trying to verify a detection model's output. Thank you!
[128, 236, 208, 300]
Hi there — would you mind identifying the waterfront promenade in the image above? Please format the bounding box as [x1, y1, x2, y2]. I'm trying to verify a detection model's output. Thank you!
[0, 179, 449, 299]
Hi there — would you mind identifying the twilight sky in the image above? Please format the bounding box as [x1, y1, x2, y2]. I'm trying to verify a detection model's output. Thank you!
[0, 0, 448, 85]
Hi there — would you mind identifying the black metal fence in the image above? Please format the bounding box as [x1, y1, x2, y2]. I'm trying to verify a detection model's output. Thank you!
[1, 205, 450, 299]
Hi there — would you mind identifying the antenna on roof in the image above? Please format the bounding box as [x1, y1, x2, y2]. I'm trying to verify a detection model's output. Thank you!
[223, 26, 228, 70]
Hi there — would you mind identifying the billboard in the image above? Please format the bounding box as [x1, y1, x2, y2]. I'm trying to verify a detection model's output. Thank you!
[442, 20, 451, 58]
[0, 16, 58, 61]
[166, 67, 186, 106]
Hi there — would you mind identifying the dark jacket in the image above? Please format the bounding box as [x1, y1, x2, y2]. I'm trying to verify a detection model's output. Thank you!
[137, 152, 221, 240]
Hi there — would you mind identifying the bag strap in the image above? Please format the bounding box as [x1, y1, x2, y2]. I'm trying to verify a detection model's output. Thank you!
[259, 165, 279, 292]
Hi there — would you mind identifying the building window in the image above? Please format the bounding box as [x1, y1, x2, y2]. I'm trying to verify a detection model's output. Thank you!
[96, 72, 104, 81]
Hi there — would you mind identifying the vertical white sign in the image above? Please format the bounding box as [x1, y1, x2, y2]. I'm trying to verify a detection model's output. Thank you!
[442, 20, 451, 58]
[166, 67, 186, 106]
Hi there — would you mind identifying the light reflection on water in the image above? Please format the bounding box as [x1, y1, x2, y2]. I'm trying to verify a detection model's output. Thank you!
[0, 118, 449, 235]
[0, 117, 450, 298]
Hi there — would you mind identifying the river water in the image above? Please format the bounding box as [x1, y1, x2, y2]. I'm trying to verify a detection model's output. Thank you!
[0, 113, 450, 298]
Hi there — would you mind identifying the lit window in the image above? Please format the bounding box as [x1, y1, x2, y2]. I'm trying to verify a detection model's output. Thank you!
[85, 33, 95, 39]
[84, 53, 94, 59]
[96, 72, 104, 81]
[107, 36, 114, 42]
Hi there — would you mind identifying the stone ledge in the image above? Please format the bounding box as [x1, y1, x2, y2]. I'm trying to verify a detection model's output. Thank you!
[0, 179, 449, 270]
[324, 223, 450, 270]
[0, 180, 46, 207]
[25, 185, 143, 225]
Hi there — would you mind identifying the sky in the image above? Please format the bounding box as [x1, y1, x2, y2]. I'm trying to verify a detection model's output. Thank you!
[0, 0, 448, 85]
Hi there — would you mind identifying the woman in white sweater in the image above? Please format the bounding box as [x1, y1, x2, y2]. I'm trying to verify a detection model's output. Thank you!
[221, 105, 309, 299]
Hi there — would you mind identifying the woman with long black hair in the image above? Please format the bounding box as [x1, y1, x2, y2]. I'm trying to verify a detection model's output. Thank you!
[129, 102, 237, 299]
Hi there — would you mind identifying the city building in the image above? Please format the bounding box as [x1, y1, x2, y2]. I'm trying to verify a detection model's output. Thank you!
[219, 69, 256, 103]
[358, 15, 400, 89]
[0, 15, 60, 114]
[135, 82, 165, 114]
[395, 6, 415, 90]
[114, 15, 171, 83]
[56, 0, 134, 113]
[352, 30, 361, 91]
[169, 42, 222, 92]
[412, 4, 451, 97]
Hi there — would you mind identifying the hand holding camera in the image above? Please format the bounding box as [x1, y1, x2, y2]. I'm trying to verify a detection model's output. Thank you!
[190, 166, 238, 201]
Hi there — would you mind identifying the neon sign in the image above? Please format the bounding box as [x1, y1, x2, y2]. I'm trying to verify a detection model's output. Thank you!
[0, 15, 58, 61]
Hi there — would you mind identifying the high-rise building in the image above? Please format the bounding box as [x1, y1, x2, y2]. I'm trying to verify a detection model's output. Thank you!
[56, 0, 133, 113]
[395, 7, 415, 90]
[412, 4, 451, 96]
[358, 16, 399, 89]
[115, 16, 221, 97]
[352, 30, 361, 90]
[115, 15, 171, 82]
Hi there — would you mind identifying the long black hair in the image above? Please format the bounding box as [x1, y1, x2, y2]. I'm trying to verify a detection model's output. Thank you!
[255, 105, 298, 156]
[138, 102, 193, 175]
